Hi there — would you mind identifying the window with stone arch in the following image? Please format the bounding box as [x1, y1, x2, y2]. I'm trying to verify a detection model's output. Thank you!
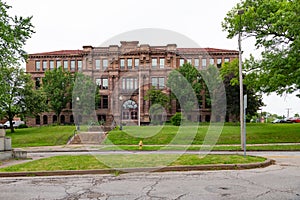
[122, 99, 138, 120]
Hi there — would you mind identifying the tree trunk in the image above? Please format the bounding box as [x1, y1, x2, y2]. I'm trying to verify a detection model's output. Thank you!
[9, 119, 14, 133]
[57, 112, 61, 125]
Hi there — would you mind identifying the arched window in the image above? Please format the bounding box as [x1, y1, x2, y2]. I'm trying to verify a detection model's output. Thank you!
[122, 100, 138, 120]
[60, 115, 65, 124]
[36, 116, 41, 125]
[70, 115, 74, 124]
[43, 115, 48, 124]
[53, 115, 58, 123]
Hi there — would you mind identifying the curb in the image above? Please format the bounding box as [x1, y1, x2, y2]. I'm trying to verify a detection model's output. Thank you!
[0, 159, 275, 178]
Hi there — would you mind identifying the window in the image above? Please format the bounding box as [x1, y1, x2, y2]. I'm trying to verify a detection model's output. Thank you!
[95, 59, 100, 70]
[202, 58, 207, 69]
[53, 115, 58, 123]
[98, 115, 106, 122]
[96, 78, 101, 87]
[96, 78, 108, 90]
[71, 60, 75, 71]
[35, 116, 40, 125]
[122, 77, 138, 91]
[70, 115, 74, 124]
[210, 58, 215, 65]
[102, 78, 108, 89]
[50, 60, 54, 70]
[35, 77, 41, 89]
[42, 61, 47, 71]
[224, 58, 230, 63]
[152, 58, 157, 68]
[103, 59, 108, 70]
[102, 96, 108, 109]
[56, 60, 61, 68]
[134, 58, 139, 69]
[122, 100, 138, 120]
[187, 59, 192, 64]
[60, 115, 65, 124]
[179, 59, 184, 67]
[63, 60, 68, 70]
[98, 95, 109, 109]
[127, 59, 132, 69]
[194, 58, 199, 68]
[151, 77, 165, 89]
[217, 58, 222, 68]
[35, 61, 40, 71]
[43, 115, 48, 125]
[120, 59, 125, 69]
[77, 60, 82, 71]
[159, 58, 165, 68]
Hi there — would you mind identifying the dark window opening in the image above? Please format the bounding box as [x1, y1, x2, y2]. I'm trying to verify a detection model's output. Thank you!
[60, 115, 65, 124]
[70, 115, 74, 124]
[43, 115, 48, 124]
[36, 116, 41, 125]
[53, 115, 58, 123]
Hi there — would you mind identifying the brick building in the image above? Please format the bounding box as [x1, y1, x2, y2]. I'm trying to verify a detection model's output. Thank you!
[26, 41, 238, 127]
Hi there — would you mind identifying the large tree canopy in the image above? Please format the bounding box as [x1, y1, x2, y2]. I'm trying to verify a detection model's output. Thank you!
[0, 66, 46, 132]
[0, 0, 34, 67]
[167, 63, 203, 112]
[222, 0, 300, 97]
[220, 59, 264, 121]
[43, 67, 74, 124]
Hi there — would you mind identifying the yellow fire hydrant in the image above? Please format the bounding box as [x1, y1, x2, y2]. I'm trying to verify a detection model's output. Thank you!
[139, 140, 143, 150]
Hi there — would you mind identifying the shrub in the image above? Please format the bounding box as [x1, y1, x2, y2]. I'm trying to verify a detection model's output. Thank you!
[18, 124, 28, 129]
[170, 112, 183, 126]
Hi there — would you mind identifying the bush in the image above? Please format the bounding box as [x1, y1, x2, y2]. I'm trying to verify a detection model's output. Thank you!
[18, 124, 28, 129]
[170, 112, 183, 126]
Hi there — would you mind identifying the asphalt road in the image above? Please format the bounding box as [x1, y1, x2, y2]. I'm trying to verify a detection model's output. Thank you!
[0, 151, 299, 200]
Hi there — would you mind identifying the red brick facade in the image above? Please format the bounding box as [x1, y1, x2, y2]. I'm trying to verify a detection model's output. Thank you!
[26, 41, 238, 127]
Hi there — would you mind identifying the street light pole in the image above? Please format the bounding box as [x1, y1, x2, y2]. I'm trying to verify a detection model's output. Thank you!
[76, 97, 80, 131]
[238, 9, 245, 150]
[119, 95, 123, 130]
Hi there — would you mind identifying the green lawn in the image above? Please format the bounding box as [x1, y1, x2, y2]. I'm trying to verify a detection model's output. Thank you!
[0, 154, 266, 172]
[97, 144, 300, 151]
[4, 123, 300, 149]
[105, 123, 300, 145]
[6, 126, 75, 148]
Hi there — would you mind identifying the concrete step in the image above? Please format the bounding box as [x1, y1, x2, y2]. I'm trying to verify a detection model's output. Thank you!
[68, 132, 107, 145]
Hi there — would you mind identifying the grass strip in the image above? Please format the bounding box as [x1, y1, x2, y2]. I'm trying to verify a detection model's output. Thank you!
[0, 154, 266, 172]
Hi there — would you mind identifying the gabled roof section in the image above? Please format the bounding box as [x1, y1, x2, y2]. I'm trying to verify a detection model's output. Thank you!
[30, 50, 84, 56]
[177, 48, 238, 54]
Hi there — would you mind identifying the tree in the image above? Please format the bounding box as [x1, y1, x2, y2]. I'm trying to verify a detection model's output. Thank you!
[0, 66, 46, 132]
[145, 87, 170, 124]
[72, 73, 100, 125]
[222, 0, 300, 97]
[42, 67, 74, 124]
[144, 87, 170, 109]
[0, 1, 34, 67]
[220, 59, 264, 121]
[167, 63, 202, 112]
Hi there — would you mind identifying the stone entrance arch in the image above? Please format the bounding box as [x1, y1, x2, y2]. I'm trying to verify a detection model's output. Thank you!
[122, 99, 138, 121]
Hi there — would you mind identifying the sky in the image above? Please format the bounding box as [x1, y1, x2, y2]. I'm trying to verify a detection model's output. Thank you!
[8, 0, 300, 117]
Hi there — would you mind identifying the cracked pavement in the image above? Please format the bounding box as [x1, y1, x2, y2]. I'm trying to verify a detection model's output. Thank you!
[0, 152, 299, 200]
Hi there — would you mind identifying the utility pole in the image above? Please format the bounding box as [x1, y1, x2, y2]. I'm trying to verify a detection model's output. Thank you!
[238, 9, 245, 150]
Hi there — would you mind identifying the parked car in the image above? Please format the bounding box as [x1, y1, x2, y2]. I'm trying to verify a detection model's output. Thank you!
[287, 117, 300, 123]
[0, 123, 3, 128]
[3, 120, 25, 129]
[272, 119, 286, 123]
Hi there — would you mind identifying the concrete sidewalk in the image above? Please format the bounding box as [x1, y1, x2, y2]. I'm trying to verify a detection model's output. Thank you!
[16, 143, 300, 153]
